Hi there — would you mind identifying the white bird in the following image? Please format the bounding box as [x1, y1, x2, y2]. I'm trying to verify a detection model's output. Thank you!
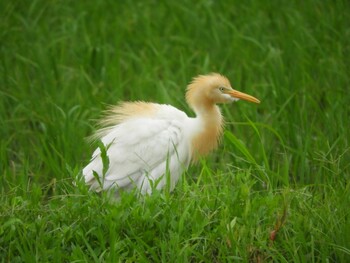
[82, 73, 260, 195]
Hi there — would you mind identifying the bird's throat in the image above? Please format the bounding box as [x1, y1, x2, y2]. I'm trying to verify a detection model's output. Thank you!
[191, 105, 223, 162]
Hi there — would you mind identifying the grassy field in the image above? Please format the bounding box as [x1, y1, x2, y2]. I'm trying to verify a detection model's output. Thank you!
[1, 0, 349, 262]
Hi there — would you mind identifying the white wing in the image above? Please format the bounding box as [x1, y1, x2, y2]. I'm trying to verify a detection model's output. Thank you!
[82, 104, 192, 195]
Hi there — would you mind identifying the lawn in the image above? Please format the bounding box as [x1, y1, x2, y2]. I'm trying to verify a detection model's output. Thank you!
[1, 0, 349, 262]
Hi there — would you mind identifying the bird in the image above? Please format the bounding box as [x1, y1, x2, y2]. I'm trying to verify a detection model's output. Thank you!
[82, 73, 260, 196]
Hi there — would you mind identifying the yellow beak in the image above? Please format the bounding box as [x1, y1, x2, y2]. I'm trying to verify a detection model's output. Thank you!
[227, 89, 260, 104]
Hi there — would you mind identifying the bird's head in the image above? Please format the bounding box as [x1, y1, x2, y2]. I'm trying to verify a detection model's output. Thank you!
[186, 73, 260, 111]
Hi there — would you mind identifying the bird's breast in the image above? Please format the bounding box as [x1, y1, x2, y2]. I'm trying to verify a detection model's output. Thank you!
[187, 114, 223, 162]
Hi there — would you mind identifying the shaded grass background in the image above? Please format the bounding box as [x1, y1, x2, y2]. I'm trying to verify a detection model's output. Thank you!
[1, 0, 349, 262]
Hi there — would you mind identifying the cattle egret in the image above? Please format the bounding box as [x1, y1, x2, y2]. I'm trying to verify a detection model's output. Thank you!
[83, 73, 260, 195]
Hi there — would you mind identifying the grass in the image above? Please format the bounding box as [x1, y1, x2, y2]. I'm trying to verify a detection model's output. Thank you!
[1, 0, 349, 262]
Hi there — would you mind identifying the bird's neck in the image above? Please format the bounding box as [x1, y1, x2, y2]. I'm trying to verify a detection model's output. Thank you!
[191, 104, 224, 162]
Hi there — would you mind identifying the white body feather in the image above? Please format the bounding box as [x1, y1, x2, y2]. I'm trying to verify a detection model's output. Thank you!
[82, 103, 197, 195]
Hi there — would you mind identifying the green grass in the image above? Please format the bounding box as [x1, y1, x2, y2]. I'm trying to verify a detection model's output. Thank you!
[1, 0, 349, 262]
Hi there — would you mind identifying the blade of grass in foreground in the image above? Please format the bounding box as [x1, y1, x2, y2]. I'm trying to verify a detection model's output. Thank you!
[225, 131, 257, 166]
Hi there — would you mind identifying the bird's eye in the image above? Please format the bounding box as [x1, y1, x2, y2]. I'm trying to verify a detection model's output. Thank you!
[219, 87, 225, 92]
